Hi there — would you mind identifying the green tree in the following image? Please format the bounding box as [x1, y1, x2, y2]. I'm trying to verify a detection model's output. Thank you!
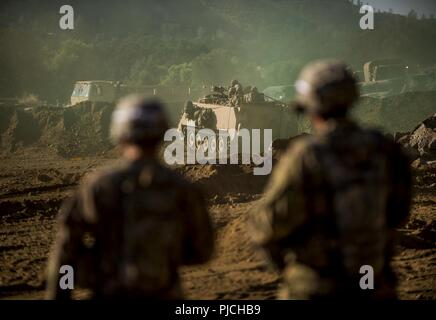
[161, 63, 192, 85]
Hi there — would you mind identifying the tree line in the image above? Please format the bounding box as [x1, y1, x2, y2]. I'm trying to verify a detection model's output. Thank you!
[0, 0, 435, 103]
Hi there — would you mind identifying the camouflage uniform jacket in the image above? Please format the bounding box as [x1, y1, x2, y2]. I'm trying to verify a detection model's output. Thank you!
[47, 157, 214, 299]
[250, 118, 411, 299]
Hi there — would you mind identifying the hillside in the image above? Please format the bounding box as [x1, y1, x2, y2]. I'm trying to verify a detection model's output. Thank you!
[0, 0, 435, 102]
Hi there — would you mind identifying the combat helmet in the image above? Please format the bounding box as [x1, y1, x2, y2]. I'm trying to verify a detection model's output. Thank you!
[110, 94, 169, 145]
[293, 60, 359, 118]
[184, 100, 195, 114]
[230, 79, 239, 87]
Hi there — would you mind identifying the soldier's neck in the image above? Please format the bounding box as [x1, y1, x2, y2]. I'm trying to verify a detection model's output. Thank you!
[312, 116, 352, 134]
[122, 144, 156, 161]
[312, 116, 329, 133]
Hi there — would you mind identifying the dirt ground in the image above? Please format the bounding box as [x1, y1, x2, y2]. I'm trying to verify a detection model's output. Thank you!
[0, 144, 434, 300]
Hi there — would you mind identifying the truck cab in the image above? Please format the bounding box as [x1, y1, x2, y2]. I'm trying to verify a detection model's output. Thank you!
[70, 81, 121, 105]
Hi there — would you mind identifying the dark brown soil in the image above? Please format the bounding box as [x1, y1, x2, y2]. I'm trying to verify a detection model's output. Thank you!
[0, 95, 435, 300]
[0, 147, 434, 300]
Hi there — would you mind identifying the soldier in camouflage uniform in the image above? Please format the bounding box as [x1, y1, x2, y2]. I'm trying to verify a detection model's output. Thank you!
[244, 87, 264, 103]
[183, 100, 196, 120]
[228, 79, 244, 107]
[250, 60, 411, 299]
[46, 95, 214, 299]
[228, 79, 239, 97]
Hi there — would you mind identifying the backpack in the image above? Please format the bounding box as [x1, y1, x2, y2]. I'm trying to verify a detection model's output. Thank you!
[116, 166, 185, 292]
[316, 131, 390, 277]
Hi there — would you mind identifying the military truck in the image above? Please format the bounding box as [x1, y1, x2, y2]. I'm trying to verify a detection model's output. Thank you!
[177, 87, 299, 156]
[70, 81, 123, 105]
[258, 60, 435, 103]
[70, 81, 210, 125]
[358, 59, 436, 98]
[70, 81, 209, 105]
[260, 61, 416, 101]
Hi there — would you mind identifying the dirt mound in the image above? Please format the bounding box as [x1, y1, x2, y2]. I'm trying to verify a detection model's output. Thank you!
[393, 113, 436, 168]
[354, 91, 436, 133]
[1, 91, 434, 159]
[0, 147, 434, 299]
[0, 102, 115, 157]
[178, 164, 268, 202]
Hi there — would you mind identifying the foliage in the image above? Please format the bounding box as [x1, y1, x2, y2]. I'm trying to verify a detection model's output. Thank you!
[0, 0, 435, 102]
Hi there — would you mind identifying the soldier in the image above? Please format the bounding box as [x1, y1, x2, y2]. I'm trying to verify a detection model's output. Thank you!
[183, 100, 196, 120]
[228, 79, 244, 107]
[249, 87, 264, 103]
[250, 60, 411, 300]
[234, 81, 244, 99]
[46, 95, 214, 299]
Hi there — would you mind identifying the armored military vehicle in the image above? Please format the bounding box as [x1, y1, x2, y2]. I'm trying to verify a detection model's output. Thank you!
[177, 86, 299, 156]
